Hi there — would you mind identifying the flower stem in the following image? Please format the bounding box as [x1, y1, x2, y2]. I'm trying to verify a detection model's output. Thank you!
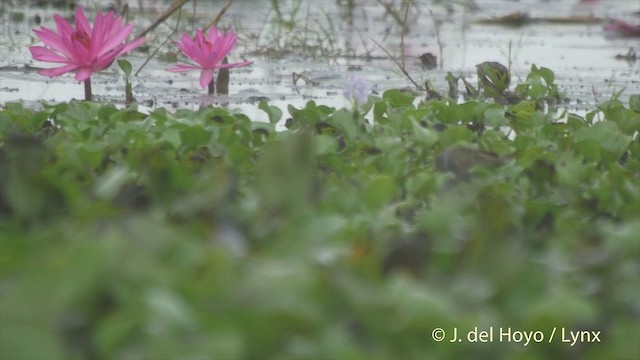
[208, 80, 215, 95]
[84, 79, 93, 101]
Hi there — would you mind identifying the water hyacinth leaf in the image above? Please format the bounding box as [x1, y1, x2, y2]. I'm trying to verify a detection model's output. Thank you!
[574, 139, 602, 162]
[363, 175, 396, 210]
[145, 287, 197, 330]
[525, 287, 598, 331]
[258, 100, 283, 124]
[409, 119, 438, 147]
[313, 134, 338, 156]
[598, 101, 640, 135]
[95, 166, 129, 200]
[78, 145, 106, 169]
[401, 108, 429, 129]
[180, 125, 212, 147]
[386, 276, 455, 329]
[484, 106, 508, 128]
[602, 221, 640, 253]
[513, 135, 536, 151]
[159, 128, 182, 149]
[420, 206, 466, 252]
[373, 100, 390, 124]
[383, 89, 415, 107]
[426, 101, 457, 124]
[2, 62, 640, 359]
[437, 126, 474, 147]
[117, 59, 132, 78]
[528, 83, 548, 100]
[567, 114, 589, 130]
[455, 101, 477, 123]
[0, 324, 67, 360]
[574, 121, 631, 159]
[630, 94, 640, 112]
[226, 143, 253, 168]
[534, 66, 555, 86]
[330, 109, 358, 142]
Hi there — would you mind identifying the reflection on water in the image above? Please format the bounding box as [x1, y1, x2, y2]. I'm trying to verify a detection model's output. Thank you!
[1, 0, 638, 113]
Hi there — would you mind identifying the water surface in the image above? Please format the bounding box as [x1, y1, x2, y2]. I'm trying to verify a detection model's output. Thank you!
[1, 0, 638, 117]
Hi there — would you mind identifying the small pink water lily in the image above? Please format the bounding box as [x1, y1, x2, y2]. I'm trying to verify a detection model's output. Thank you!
[29, 6, 145, 100]
[167, 27, 252, 93]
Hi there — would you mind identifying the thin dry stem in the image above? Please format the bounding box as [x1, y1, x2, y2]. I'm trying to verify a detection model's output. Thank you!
[429, 10, 444, 69]
[204, 0, 236, 31]
[136, 0, 190, 39]
[400, 0, 410, 70]
[135, 7, 182, 77]
[370, 37, 421, 89]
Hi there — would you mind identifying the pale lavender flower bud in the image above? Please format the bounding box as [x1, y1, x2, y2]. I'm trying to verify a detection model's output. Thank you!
[343, 75, 370, 106]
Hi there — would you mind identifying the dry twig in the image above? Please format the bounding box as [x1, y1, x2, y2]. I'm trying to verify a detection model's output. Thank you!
[370, 37, 421, 89]
[136, 0, 190, 39]
[204, 0, 236, 31]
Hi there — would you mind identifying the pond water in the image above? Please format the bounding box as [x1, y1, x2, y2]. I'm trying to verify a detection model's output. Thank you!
[1, 0, 638, 119]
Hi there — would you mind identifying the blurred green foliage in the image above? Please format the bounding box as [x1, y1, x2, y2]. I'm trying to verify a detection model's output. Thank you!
[1, 69, 639, 359]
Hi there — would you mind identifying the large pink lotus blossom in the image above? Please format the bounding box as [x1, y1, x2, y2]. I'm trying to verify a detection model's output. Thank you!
[167, 27, 252, 89]
[29, 6, 145, 81]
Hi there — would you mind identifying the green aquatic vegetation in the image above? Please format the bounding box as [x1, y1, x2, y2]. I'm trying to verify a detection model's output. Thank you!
[0, 67, 639, 359]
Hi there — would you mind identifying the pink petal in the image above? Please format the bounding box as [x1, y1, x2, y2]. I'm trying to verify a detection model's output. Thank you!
[33, 28, 75, 63]
[218, 60, 253, 69]
[75, 67, 93, 81]
[29, 46, 71, 63]
[38, 64, 78, 77]
[199, 69, 214, 88]
[205, 50, 221, 67]
[33, 27, 62, 50]
[115, 36, 146, 56]
[75, 6, 92, 35]
[98, 23, 134, 57]
[59, 34, 81, 63]
[90, 11, 106, 56]
[179, 33, 193, 46]
[71, 38, 91, 62]
[167, 63, 201, 72]
[220, 33, 237, 56]
[54, 13, 73, 39]
[110, 14, 123, 35]
[207, 27, 219, 42]
[195, 29, 206, 43]
[92, 54, 117, 71]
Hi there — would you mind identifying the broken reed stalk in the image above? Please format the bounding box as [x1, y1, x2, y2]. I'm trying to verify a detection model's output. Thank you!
[135, 7, 182, 77]
[429, 10, 444, 69]
[400, 0, 411, 70]
[204, 0, 236, 31]
[370, 37, 421, 90]
[376, 0, 404, 27]
[136, 0, 190, 39]
[508, 40, 512, 76]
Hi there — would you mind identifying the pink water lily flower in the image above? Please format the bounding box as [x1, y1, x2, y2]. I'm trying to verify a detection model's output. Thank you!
[30, 6, 145, 81]
[167, 27, 252, 93]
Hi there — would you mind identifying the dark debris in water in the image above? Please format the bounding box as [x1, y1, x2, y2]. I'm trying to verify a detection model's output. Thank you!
[475, 12, 602, 27]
